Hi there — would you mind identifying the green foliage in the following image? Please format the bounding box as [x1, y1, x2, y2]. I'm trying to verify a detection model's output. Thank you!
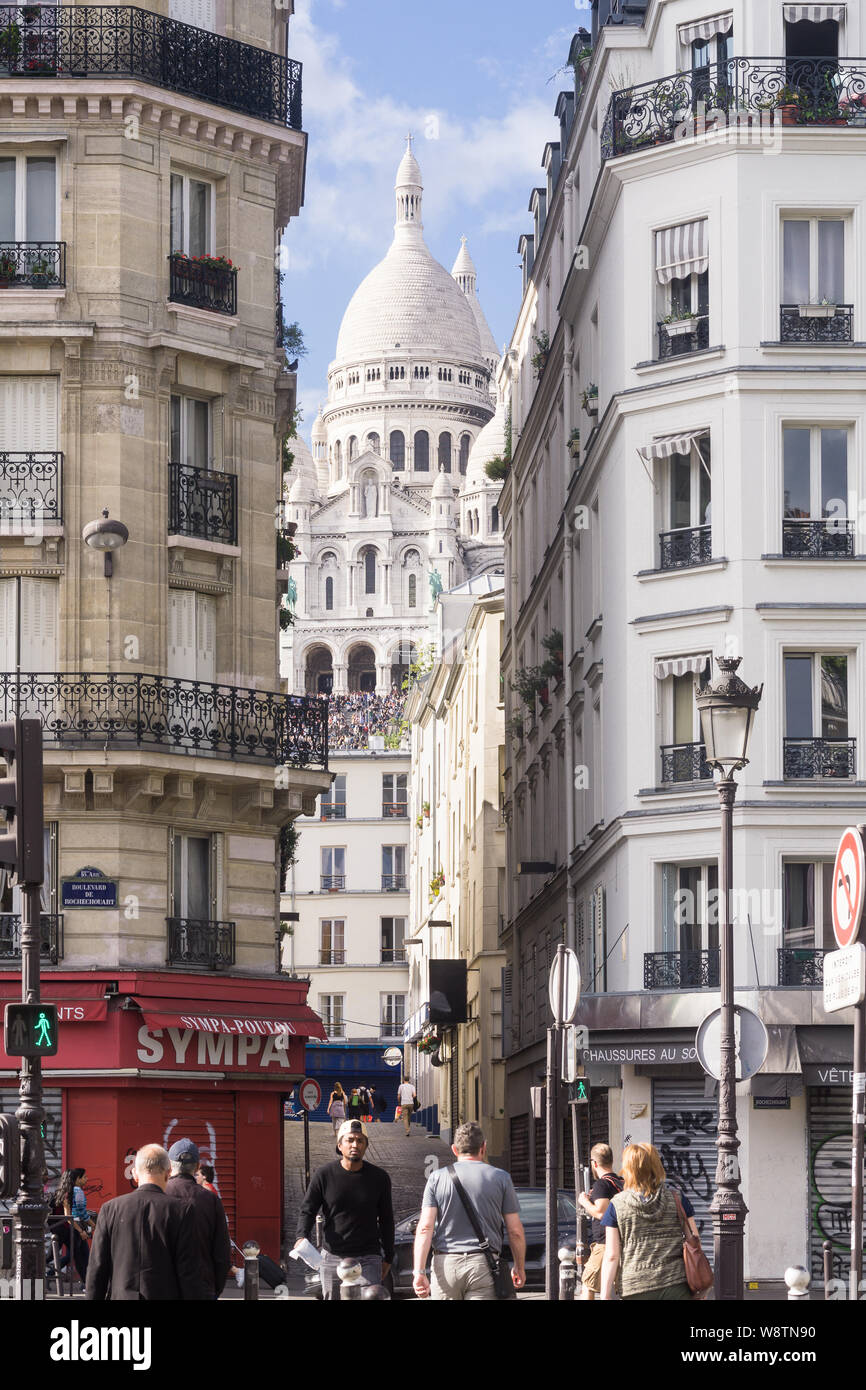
[280, 319, 307, 360]
[531, 330, 551, 377]
[278, 822, 299, 885]
[512, 666, 546, 708]
[504, 404, 513, 463]
[0, 23, 21, 63]
[484, 455, 509, 482]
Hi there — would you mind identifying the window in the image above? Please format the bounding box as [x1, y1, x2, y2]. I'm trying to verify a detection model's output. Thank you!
[170, 395, 210, 469]
[781, 217, 849, 340]
[325, 575, 334, 610]
[783, 425, 850, 555]
[382, 773, 407, 816]
[172, 832, 211, 919]
[382, 845, 406, 890]
[654, 862, 719, 987]
[321, 847, 346, 890]
[319, 994, 345, 1038]
[389, 430, 405, 469]
[0, 154, 57, 243]
[320, 918, 345, 965]
[659, 438, 711, 569]
[783, 862, 835, 951]
[491, 505, 500, 533]
[655, 655, 712, 783]
[321, 774, 346, 819]
[655, 220, 709, 358]
[0, 577, 58, 671]
[458, 434, 470, 475]
[366, 432, 380, 455]
[363, 547, 376, 594]
[167, 590, 215, 683]
[408, 573, 417, 608]
[380, 916, 406, 963]
[438, 432, 451, 473]
[380, 993, 406, 1036]
[347, 436, 357, 462]
[689, 19, 733, 102]
[784, 652, 852, 777]
[170, 172, 213, 257]
[414, 430, 429, 472]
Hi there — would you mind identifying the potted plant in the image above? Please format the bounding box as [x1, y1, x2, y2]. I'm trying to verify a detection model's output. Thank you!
[775, 86, 803, 126]
[840, 92, 866, 126]
[415, 813, 424, 830]
[661, 308, 698, 338]
[28, 256, 51, 286]
[507, 712, 524, 740]
[798, 297, 837, 319]
[428, 867, 445, 901]
[568, 427, 581, 459]
[0, 251, 16, 287]
[540, 629, 564, 685]
[418, 1030, 441, 1055]
[582, 384, 598, 418]
[22, 5, 40, 23]
[0, 22, 21, 65]
[531, 330, 550, 378]
[422, 800, 430, 818]
[484, 455, 509, 482]
[512, 666, 546, 708]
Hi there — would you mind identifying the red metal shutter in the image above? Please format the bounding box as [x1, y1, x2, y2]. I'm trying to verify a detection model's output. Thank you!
[161, 1090, 237, 1241]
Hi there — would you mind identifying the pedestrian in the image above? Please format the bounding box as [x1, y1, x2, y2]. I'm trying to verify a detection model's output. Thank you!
[359, 1085, 373, 1122]
[368, 1084, 381, 1122]
[196, 1163, 219, 1196]
[576, 1143, 623, 1300]
[347, 1087, 364, 1124]
[85, 1144, 200, 1301]
[48, 1168, 91, 1288]
[396, 1076, 416, 1135]
[412, 1121, 526, 1301]
[327, 1082, 347, 1136]
[600, 1142, 701, 1301]
[165, 1138, 232, 1300]
[293, 1119, 394, 1300]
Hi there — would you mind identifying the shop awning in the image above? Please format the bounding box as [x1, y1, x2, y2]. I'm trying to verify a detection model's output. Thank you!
[132, 995, 327, 1041]
[0, 979, 108, 1023]
[677, 11, 733, 45]
[638, 430, 707, 462]
[654, 653, 712, 680]
[783, 4, 845, 22]
[654, 220, 708, 285]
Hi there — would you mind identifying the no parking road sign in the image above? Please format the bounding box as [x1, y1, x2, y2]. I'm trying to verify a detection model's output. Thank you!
[832, 826, 866, 949]
[298, 1077, 322, 1112]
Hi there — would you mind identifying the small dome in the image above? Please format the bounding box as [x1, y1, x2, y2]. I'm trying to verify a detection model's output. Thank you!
[311, 410, 327, 443]
[432, 468, 454, 501]
[289, 470, 315, 504]
[451, 235, 476, 280]
[286, 434, 319, 501]
[463, 397, 508, 493]
[395, 136, 423, 190]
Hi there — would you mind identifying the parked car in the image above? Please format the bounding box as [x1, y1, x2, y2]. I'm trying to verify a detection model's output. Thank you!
[388, 1187, 578, 1296]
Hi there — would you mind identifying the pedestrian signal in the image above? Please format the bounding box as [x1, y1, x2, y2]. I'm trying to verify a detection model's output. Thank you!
[4, 1003, 58, 1057]
[0, 1114, 20, 1199]
[574, 1079, 591, 1105]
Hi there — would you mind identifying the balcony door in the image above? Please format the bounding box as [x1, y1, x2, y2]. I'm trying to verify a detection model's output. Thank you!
[0, 376, 60, 525]
[170, 173, 214, 258]
[0, 155, 57, 242]
[0, 576, 58, 673]
[784, 651, 851, 775]
[660, 863, 719, 985]
[172, 832, 211, 921]
[168, 590, 216, 684]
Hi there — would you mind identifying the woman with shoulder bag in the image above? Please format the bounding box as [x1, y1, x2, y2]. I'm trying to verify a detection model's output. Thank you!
[600, 1143, 711, 1301]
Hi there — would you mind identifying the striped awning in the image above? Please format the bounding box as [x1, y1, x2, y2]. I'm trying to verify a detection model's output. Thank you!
[783, 4, 845, 21]
[678, 11, 733, 45]
[638, 430, 706, 462]
[655, 220, 708, 285]
[655, 654, 711, 680]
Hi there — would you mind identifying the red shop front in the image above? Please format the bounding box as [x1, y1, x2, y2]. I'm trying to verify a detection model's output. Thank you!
[0, 971, 327, 1261]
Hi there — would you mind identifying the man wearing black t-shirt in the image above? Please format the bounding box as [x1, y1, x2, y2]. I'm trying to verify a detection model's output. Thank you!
[294, 1120, 394, 1300]
[577, 1143, 623, 1300]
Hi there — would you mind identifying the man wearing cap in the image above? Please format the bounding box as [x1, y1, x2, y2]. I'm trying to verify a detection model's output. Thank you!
[294, 1120, 394, 1299]
[165, 1138, 232, 1300]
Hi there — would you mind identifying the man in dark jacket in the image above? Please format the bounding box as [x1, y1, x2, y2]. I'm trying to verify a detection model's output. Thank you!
[86, 1144, 200, 1301]
[165, 1137, 231, 1299]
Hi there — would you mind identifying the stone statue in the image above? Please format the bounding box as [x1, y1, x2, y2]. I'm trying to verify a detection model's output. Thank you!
[363, 481, 378, 518]
[286, 576, 298, 609]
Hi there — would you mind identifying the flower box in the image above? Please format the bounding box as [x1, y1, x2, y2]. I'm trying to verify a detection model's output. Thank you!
[664, 317, 697, 337]
[798, 304, 837, 319]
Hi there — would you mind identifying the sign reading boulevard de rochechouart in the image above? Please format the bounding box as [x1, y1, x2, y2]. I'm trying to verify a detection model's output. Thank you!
[61, 866, 119, 910]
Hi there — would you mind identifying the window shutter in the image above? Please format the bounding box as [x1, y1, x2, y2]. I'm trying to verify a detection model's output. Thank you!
[0, 378, 58, 451]
[20, 578, 58, 671]
[0, 578, 18, 671]
[169, 0, 215, 30]
[195, 593, 216, 684]
[593, 885, 607, 991]
[168, 591, 197, 680]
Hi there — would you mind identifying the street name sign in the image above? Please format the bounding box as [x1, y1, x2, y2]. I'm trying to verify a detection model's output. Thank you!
[696, 1005, 768, 1082]
[823, 943, 866, 1014]
[832, 827, 865, 949]
[548, 948, 581, 1025]
[298, 1077, 322, 1112]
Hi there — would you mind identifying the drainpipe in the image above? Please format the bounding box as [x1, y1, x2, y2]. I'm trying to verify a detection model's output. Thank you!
[562, 312, 576, 954]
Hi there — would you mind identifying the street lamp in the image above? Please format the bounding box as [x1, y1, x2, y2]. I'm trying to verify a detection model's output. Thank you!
[695, 654, 762, 1302]
[82, 507, 129, 578]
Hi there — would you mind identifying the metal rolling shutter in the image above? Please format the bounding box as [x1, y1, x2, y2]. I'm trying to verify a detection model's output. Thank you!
[0, 1087, 62, 1221]
[162, 1090, 236, 1241]
[510, 1114, 530, 1185]
[449, 1053, 459, 1135]
[652, 1077, 718, 1258]
[808, 1086, 864, 1285]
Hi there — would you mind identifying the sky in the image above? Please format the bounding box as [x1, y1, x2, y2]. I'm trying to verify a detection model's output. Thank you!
[283, 0, 592, 441]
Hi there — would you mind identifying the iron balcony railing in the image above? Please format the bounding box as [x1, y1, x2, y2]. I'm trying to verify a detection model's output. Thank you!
[659, 741, 712, 784]
[780, 304, 854, 343]
[320, 802, 346, 820]
[168, 462, 237, 545]
[381, 874, 407, 892]
[0, 451, 62, 524]
[782, 518, 855, 558]
[0, 242, 66, 288]
[166, 917, 235, 969]
[778, 947, 825, 986]
[382, 801, 408, 817]
[0, 912, 63, 965]
[0, 5, 302, 129]
[380, 947, 407, 963]
[603, 57, 866, 160]
[644, 949, 720, 990]
[657, 314, 710, 360]
[168, 255, 237, 316]
[380, 1018, 405, 1036]
[319, 949, 345, 965]
[658, 524, 711, 570]
[321, 875, 346, 891]
[323, 1020, 345, 1038]
[783, 737, 856, 779]
[0, 671, 328, 767]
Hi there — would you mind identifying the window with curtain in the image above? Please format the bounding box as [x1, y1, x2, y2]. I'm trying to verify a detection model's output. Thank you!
[380, 916, 406, 962]
[785, 652, 848, 740]
[783, 426, 847, 519]
[172, 833, 211, 919]
[320, 918, 345, 964]
[782, 218, 844, 305]
[660, 862, 719, 955]
[0, 155, 56, 242]
[170, 172, 213, 257]
[782, 861, 835, 949]
[170, 394, 210, 468]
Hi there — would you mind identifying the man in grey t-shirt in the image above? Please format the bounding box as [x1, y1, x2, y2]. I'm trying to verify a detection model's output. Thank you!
[412, 1121, 526, 1300]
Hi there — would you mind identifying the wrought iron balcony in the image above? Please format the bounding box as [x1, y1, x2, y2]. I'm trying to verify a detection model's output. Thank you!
[0, 671, 327, 767]
[380, 1017, 405, 1036]
[166, 917, 235, 969]
[0, 452, 62, 524]
[380, 947, 407, 963]
[659, 741, 712, 785]
[783, 737, 856, 779]
[0, 912, 63, 965]
[657, 314, 710, 359]
[320, 801, 346, 820]
[778, 947, 825, 987]
[319, 949, 345, 965]
[0, 242, 65, 288]
[168, 255, 237, 316]
[780, 304, 854, 343]
[382, 801, 408, 817]
[603, 57, 866, 160]
[324, 1021, 345, 1038]
[0, 5, 302, 129]
[644, 949, 720, 990]
[658, 524, 711, 570]
[782, 517, 855, 558]
[320, 875, 346, 891]
[168, 461, 237, 545]
[381, 874, 407, 892]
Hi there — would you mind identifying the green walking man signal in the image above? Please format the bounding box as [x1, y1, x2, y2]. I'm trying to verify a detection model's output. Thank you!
[4, 1003, 58, 1057]
[574, 1079, 591, 1104]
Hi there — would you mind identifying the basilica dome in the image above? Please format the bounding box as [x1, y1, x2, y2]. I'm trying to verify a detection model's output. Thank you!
[463, 394, 508, 493]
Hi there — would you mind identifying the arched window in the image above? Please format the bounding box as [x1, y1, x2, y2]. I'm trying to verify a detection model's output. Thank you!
[366, 432, 380, 455]
[414, 430, 429, 471]
[459, 434, 470, 475]
[491, 505, 499, 532]
[408, 573, 416, 608]
[438, 432, 451, 473]
[363, 547, 376, 594]
[348, 436, 357, 462]
[325, 576, 334, 610]
[334, 440, 342, 473]
[389, 430, 405, 469]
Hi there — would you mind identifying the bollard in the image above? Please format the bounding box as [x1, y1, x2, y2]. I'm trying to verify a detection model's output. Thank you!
[361, 1283, 390, 1299]
[243, 1240, 261, 1301]
[337, 1257, 365, 1300]
[558, 1246, 577, 1302]
[823, 1242, 833, 1299]
[784, 1265, 810, 1301]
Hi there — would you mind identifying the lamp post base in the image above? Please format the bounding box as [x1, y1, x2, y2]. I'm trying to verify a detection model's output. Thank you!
[711, 1191, 747, 1300]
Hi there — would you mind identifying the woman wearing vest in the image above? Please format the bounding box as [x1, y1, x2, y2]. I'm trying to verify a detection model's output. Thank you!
[599, 1143, 700, 1301]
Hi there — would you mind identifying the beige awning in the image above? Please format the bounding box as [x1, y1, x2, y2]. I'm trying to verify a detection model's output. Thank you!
[655, 654, 711, 680]
[783, 4, 845, 21]
[638, 430, 705, 462]
[655, 220, 708, 285]
[678, 11, 733, 45]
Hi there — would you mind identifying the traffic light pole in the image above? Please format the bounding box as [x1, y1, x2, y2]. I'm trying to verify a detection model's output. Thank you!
[13, 882, 47, 1299]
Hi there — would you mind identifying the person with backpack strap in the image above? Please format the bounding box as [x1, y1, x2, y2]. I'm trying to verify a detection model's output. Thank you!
[577, 1143, 624, 1300]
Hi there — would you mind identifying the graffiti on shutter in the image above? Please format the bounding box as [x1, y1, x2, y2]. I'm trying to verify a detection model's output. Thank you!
[510, 1114, 530, 1185]
[808, 1086, 865, 1284]
[162, 1090, 236, 1240]
[652, 1077, 718, 1258]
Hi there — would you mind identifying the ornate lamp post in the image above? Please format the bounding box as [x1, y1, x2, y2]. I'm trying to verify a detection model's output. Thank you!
[695, 655, 762, 1301]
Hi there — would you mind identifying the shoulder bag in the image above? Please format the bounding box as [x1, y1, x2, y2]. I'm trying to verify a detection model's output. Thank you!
[672, 1191, 714, 1295]
[449, 1167, 517, 1301]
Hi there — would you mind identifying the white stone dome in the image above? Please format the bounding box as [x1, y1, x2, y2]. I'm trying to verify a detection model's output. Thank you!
[463, 396, 508, 492]
[311, 411, 327, 444]
[286, 433, 319, 500]
[432, 467, 454, 501]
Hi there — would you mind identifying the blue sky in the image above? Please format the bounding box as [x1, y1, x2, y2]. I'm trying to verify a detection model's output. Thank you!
[284, 0, 592, 439]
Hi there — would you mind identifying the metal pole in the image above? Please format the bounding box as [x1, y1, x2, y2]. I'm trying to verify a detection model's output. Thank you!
[711, 774, 746, 1301]
[823, 1240, 833, 1299]
[545, 944, 565, 1301]
[851, 994, 865, 1302]
[303, 1109, 311, 1192]
[571, 1099, 587, 1287]
[13, 881, 46, 1301]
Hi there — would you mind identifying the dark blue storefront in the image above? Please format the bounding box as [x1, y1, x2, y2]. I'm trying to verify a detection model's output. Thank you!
[291, 1044, 403, 1122]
